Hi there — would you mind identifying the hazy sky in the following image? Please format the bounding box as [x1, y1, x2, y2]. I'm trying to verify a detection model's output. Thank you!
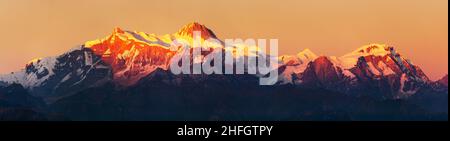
[0, 0, 447, 80]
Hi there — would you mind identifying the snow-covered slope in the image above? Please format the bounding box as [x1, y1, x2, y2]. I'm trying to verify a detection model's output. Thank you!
[0, 47, 112, 101]
[278, 49, 318, 84]
[85, 27, 176, 86]
[0, 57, 56, 89]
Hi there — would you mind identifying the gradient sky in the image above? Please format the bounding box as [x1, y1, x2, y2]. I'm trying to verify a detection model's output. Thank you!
[0, 0, 447, 80]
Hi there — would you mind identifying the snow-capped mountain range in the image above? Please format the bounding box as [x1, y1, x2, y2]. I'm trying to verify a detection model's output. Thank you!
[0, 22, 446, 101]
[281, 44, 431, 99]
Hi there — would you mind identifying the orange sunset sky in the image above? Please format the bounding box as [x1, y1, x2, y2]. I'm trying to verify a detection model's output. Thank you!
[0, 0, 447, 80]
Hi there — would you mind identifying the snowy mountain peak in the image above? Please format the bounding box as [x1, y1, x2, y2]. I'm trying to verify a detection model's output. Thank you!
[297, 48, 318, 61]
[345, 44, 394, 58]
[338, 44, 395, 69]
[176, 22, 217, 39]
